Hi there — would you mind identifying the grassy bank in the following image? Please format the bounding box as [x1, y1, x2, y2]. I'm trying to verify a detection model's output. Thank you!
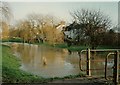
[1, 44, 84, 83]
[0, 43, 2, 83]
[2, 45, 47, 83]
[1, 38, 24, 43]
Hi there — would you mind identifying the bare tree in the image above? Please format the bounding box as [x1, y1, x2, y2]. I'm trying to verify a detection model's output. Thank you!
[69, 9, 111, 49]
[0, 2, 12, 23]
[0, 2, 13, 39]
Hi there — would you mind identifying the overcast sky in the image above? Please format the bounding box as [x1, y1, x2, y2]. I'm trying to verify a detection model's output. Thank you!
[9, 2, 118, 26]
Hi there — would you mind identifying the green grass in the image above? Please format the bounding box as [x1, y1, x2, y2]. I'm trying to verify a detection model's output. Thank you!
[35, 42, 119, 52]
[96, 45, 119, 49]
[1, 44, 84, 83]
[0, 43, 2, 83]
[1, 38, 23, 43]
[35, 43, 90, 51]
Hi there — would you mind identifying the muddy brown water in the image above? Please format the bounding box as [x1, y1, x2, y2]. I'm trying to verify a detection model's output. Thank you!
[6, 42, 114, 78]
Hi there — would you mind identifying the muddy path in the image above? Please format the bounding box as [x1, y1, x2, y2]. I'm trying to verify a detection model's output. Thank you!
[48, 76, 114, 85]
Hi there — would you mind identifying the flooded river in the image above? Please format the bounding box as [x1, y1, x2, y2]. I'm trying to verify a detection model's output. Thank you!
[6, 42, 114, 78]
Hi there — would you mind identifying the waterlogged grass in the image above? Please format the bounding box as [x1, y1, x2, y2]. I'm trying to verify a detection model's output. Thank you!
[2, 45, 84, 83]
[48, 73, 85, 81]
[35, 43, 90, 51]
[52, 43, 88, 51]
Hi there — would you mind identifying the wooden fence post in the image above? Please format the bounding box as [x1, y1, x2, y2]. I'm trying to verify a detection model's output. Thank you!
[113, 51, 119, 85]
[86, 48, 91, 76]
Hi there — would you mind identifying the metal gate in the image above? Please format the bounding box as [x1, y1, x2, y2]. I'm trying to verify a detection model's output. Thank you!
[78, 49, 120, 85]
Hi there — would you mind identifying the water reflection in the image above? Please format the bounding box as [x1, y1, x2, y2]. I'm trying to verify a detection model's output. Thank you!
[11, 43, 80, 78]
[9, 43, 114, 78]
